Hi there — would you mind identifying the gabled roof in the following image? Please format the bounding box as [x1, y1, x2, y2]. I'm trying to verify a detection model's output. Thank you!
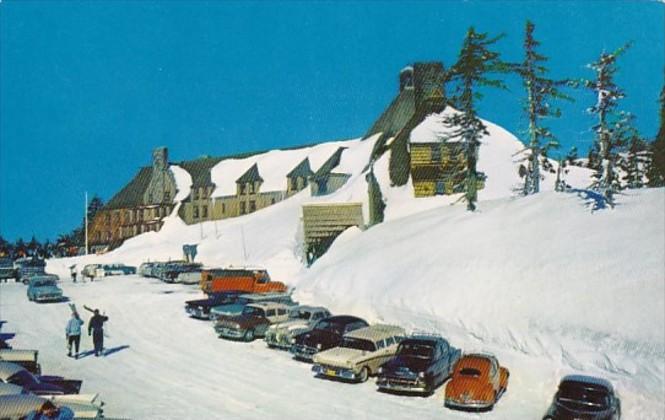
[312, 147, 346, 180]
[236, 163, 264, 184]
[286, 158, 313, 178]
[178, 157, 224, 189]
[104, 167, 153, 210]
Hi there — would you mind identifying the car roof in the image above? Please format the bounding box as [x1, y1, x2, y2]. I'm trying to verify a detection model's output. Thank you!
[345, 324, 405, 341]
[560, 375, 614, 392]
[0, 395, 46, 416]
[247, 302, 289, 310]
[0, 362, 26, 379]
[0, 383, 25, 396]
[291, 305, 327, 312]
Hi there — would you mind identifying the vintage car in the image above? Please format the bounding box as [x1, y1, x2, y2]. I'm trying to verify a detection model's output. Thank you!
[264, 306, 331, 349]
[214, 302, 292, 341]
[200, 267, 287, 294]
[0, 362, 82, 395]
[0, 394, 104, 419]
[27, 276, 64, 303]
[138, 262, 156, 277]
[0, 257, 16, 282]
[15, 258, 46, 284]
[312, 325, 406, 383]
[175, 270, 203, 284]
[376, 333, 461, 394]
[291, 315, 369, 362]
[208, 292, 296, 321]
[444, 353, 509, 411]
[81, 264, 103, 280]
[0, 350, 41, 374]
[185, 291, 245, 320]
[160, 262, 202, 283]
[543, 375, 621, 420]
[96, 264, 136, 277]
[151, 261, 187, 281]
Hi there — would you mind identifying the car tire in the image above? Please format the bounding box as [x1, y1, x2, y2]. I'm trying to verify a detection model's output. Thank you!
[358, 366, 369, 383]
[244, 329, 255, 342]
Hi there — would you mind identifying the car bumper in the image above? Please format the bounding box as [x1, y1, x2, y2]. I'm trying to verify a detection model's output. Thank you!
[264, 332, 292, 349]
[186, 307, 209, 319]
[290, 344, 318, 361]
[312, 364, 358, 380]
[376, 376, 428, 393]
[216, 327, 246, 339]
[34, 295, 63, 302]
[444, 398, 494, 410]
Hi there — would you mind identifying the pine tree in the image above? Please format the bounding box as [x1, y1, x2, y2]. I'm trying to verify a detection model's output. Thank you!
[646, 83, 665, 187]
[621, 134, 648, 189]
[584, 43, 632, 206]
[366, 165, 386, 226]
[566, 146, 579, 166]
[87, 195, 105, 221]
[516, 21, 571, 195]
[587, 141, 601, 170]
[442, 27, 510, 211]
[27, 235, 41, 257]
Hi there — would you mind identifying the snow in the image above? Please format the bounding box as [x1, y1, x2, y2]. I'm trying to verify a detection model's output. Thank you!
[169, 165, 192, 202]
[4, 112, 662, 419]
[209, 140, 354, 197]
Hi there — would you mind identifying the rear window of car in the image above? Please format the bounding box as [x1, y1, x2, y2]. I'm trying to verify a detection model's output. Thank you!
[266, 309, 276, 317]
[459, 368, 482, 377]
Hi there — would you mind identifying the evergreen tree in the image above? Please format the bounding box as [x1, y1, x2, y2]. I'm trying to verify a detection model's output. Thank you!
[584, 43, 632, 206]
[27, 235, 41, 257]
[87, 195, 104, 221]
[442, 27, 510, 211]
[586, 141, 601, 170]
[15, 238, 26, 258]
[566, 146, 579, 166]
[366, 165, 386, 226]
[646, 83, 665, 187]
[621, 133, 648, 189]
[0, 236, 9, 257]
[516, 21, 571, 195]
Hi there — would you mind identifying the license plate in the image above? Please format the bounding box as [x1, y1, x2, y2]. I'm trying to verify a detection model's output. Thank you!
[326, 369, 336, 376]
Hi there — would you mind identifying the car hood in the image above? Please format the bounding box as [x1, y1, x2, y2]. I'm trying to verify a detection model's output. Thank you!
[314, 347, 369, 367]
[382, 355, 431, 374]
[32, 286, 62, 295]
[269, 320, 309, 332]
[297, 329, 339, 348]
[211, 303, 244, 316]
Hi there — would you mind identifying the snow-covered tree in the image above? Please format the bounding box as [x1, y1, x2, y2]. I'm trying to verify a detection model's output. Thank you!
[443, 27, 510, 211]
[584, 43, 632, 206]
[566, 146, 579, 166]
[646, 83, 665, 187]
[621, 134, 649, 189]
[516, 21, 571, 195]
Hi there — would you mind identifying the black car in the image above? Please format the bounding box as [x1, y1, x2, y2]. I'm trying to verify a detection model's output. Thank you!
[0, 362, 82, 395]
[377, 334, 461, 395]
[290, 315, 368, 362]
[543, 375, 621, 420]
[185, 291, 244, 320]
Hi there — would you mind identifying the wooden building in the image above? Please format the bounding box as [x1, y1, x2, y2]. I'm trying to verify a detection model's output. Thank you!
[310, 147, 350, 196]
[302, 202, 364, 264]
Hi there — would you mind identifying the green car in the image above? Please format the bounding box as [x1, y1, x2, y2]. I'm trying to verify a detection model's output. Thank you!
[27, 275, 64, 303]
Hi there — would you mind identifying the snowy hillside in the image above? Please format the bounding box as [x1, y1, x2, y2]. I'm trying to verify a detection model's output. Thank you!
[31, 110, 665, 419]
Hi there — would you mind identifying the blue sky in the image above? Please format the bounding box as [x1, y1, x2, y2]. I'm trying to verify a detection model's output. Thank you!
[1, 1, 663, 242]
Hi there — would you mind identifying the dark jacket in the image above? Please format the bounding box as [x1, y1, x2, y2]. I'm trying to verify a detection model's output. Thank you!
[88, 314, 108, 334]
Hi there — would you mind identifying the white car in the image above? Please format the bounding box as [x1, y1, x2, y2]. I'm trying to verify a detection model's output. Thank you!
[0, 392, 104, 419]
[264, 306, 331, 349]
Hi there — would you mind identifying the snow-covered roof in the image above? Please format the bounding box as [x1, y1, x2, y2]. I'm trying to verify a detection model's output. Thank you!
[409, 107, 465, 144]
[169, 165, 192, 202]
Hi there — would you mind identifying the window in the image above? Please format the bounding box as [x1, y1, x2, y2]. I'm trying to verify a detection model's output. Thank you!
[432, 146, 441, 162]
[105, 213, 111, 223]
[164, 190, 170, 202]
[386, 337, 395, 346]
[256, 276, 267, 284]
[221, 203, 226, 214]
[193, 206, 199, 219]
[240, 184, 246, 195]
[249, 200, 256, 213]
[266, 309, 276, 317]
[271, 198, 276, 205]
[277, 308, 286, 316]
[202, 206, 208, 218]
[239, 202, 246, 215]
[376, 340, 386, 349]
[248, 183, 254, 194]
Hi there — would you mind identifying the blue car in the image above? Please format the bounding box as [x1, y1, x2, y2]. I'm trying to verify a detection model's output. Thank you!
[27, 276, 64, 303]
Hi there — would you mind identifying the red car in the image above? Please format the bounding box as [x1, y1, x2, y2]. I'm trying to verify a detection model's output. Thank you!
[444, 353, 509, 411]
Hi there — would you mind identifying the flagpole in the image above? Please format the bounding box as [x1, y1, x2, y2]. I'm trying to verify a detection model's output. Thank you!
[85, 191, 89, 255]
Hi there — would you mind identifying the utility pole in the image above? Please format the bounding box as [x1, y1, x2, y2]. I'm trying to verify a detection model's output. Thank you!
[84, 191, 89, 255]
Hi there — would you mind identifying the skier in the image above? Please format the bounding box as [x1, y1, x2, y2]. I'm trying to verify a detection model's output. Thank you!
[87, 309, 108, 357]
[65, 311, 84, 358]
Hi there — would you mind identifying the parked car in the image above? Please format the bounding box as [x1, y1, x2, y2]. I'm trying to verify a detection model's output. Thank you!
[0, 362, 82, 395]
[138, 262, 156, 277]
[81, 264, 102, 280]
[543, 375, 621, 420]
[185, 291, 245, 320]
[96, 264, 136, 277]
[161, 262, 202, 283]
[264, 306, 331, 349]
[209, 292, 296, 321]
[175, 269, 203, 285]
[27, 276, 64, 303]
[444, 353, 509, 411]
[0, 332, 15, 350]
[376, 333, 461, 394]
[312, 325, 406, 383]
[0, 257, 16, 282]
[215, 302, 292, 341]
[200, 267, 287, 294]
[15, 258, 46, 284]
[151, 261, 186, 281]
[0, 350, 41, 374]
[291, 315, 369, 362]
[0, 394, 104, 419]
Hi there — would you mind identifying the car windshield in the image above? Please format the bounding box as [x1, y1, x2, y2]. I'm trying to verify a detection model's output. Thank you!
[459, 368, 482, 378]
[313, 320, 342, 334]
[34, 280, 56, 287]
[340, 337, 376, 352]
[7, 369, 39, 387]
[241, 306, 264, 317]
[558, 385, 609, 410]
[397, 343, 434, 359]
[291, 310, 312, 320]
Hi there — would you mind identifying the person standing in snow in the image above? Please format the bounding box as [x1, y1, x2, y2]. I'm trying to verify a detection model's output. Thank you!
[65, 312, 84, 358]
[88, 309, 108, 357]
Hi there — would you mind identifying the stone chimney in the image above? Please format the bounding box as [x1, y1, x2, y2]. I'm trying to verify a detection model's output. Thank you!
[152, 147, 168, 172]
[413, 62, 446, 112]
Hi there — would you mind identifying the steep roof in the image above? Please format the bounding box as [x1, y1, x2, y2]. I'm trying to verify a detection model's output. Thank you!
[364, 88, 416, 138]
[312, 147, 346, 180]
[104, 167, 153, 210]
[236, 163, 264, 184]
[177, 157, 224, 189]
[286, 158, 313, 178]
